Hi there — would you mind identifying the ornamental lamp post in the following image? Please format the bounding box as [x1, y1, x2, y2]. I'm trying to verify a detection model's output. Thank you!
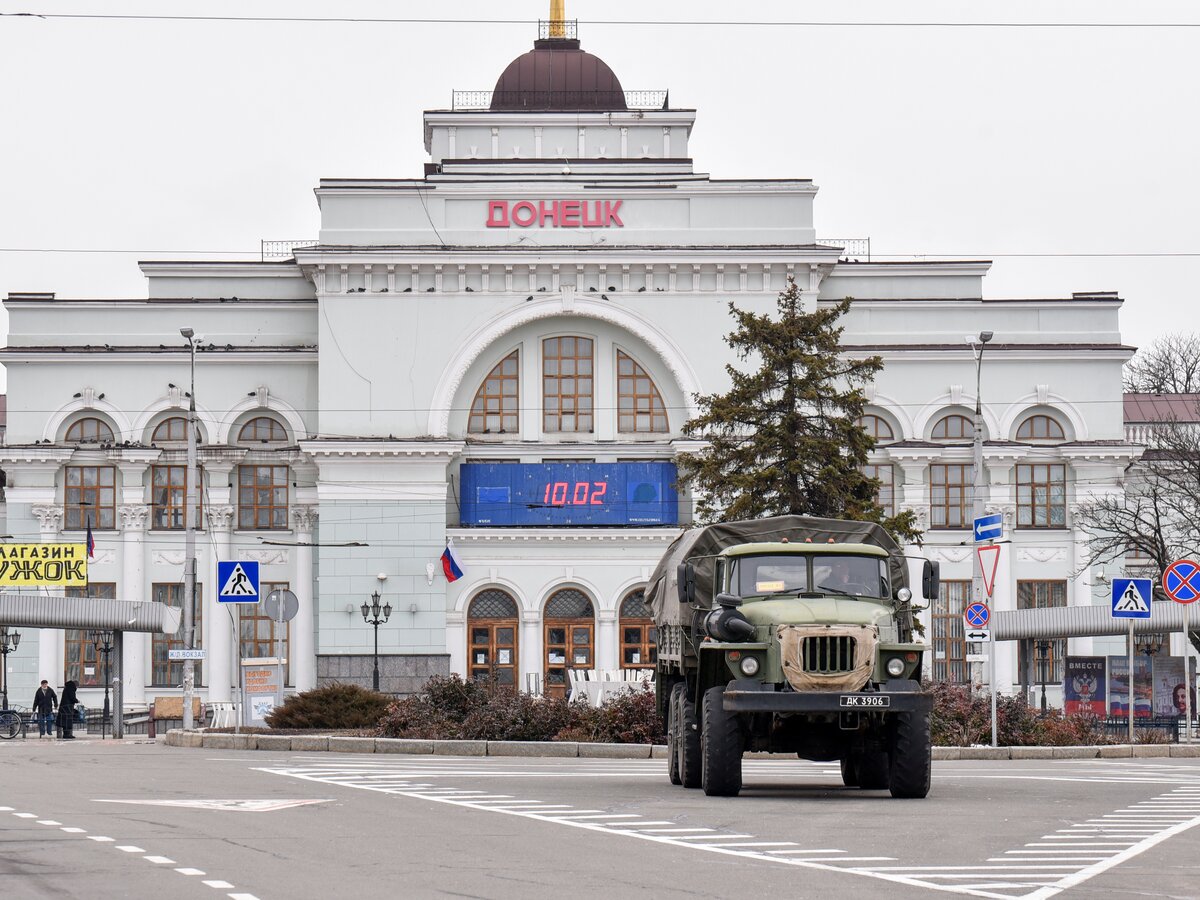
[967, 330, 995, 742]
[0, 628, 20, 709]
[1036, 640, 1051, 715]
[361, 590, 392, 692]
[89, 630, 114, 738]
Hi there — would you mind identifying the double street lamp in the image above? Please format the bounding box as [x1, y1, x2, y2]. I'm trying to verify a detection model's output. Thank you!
[361, 591, 392, 692]
[89, 630, 114, 738]
[0, 629, 20, 709]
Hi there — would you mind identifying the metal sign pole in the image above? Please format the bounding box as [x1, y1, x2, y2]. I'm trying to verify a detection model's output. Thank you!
[1127, 620, 1134, 745]
[1185, 602, 1192, 744]
[276, 598, 285, 714]
[989, 624, 997, 747]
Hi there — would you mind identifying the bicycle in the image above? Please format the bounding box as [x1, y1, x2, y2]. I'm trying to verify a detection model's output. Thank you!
[0, 708, 24, 740]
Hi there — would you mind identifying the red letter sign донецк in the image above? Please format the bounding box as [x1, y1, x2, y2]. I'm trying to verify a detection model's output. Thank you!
[485, 199, 624, 228]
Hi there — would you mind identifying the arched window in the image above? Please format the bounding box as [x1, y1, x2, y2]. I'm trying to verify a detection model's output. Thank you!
[1016, 414, 1066, 443]
[238, 416, 288, 444]
[151, 416, 201, 444]
[931, 414, 974, 442]
[543, 336, 594, 433]
[858, 414, 895, 443]
[616, 350, 667, 433]
[468, 350, 519, 434]
[65, 417, 114, 443]
[468, 589, 519, 690]
[543, 588, 595, 698]
[619, 589, 656, 669]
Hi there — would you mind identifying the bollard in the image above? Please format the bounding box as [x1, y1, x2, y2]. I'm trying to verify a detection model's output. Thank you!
[147, 703, 156, 740]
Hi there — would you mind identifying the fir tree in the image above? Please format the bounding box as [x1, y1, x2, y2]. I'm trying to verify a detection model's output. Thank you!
[678, 280, 920, 544]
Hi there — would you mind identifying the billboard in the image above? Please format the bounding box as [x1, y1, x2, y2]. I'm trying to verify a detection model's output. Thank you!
[1108, 656, 1153, 718]
[0, 544, 88, 587]
[1063, 656, 1106, 715]
[1152, 656, 1195, 717]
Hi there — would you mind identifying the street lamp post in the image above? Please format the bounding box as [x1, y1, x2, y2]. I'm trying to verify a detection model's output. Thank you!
[360, 591, 392, 692]
[0, 629, 20, 709]
[1036, 640, 1051, 715]
[90, 630, 114, 738]
[180, 327, 199, 730]
[968, 330, 995, 744]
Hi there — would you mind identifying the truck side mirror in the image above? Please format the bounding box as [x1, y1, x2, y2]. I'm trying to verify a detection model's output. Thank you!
[922, 560, 941, 602]
[677, 563, 696, 605]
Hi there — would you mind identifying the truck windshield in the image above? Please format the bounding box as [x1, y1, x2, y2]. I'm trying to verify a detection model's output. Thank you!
[734, 556, 809, 596]
[813, 555, 889, 599]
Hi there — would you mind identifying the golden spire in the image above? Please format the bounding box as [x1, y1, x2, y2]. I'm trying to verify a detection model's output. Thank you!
[549, 0, 565, 37]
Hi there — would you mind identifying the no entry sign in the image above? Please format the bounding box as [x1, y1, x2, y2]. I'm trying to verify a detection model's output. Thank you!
[1163, 559, 1200, 604]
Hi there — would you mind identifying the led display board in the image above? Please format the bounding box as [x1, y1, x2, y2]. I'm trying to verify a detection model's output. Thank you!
[460, 462, 678, 527]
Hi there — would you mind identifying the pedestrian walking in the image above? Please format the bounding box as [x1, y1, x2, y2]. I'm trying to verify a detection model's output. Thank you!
[32, 680, 57, 738]
[57, 680, 78, 740]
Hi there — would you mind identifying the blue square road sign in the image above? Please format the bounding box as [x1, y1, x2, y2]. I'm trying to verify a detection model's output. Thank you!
[973, 513, 1004, 543]
[1111, 577, 1152, 619]
[217, 560, 260, 604]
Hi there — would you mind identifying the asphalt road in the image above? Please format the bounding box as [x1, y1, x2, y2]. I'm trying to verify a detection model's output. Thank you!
[2, 738, 1199, 900]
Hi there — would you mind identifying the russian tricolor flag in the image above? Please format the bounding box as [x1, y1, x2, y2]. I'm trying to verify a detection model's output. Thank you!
[86, 519, 95, 559]
[441, 541, 464, 583]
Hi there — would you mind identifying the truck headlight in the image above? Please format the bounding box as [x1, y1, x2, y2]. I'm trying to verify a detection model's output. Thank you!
[886, 657, 906, 677]
[897, 587, 912, 603]
[740, 656, 760, 676]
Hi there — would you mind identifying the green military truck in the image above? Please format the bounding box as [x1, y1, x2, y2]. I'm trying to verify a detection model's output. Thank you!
[648, 515, 938, 798]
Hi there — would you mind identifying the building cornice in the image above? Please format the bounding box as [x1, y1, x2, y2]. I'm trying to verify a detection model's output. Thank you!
[0, 446, 75, 465]
[447, 527, 682, 545]
[0, 348, 318, 363]
[299, 440, 466, 460]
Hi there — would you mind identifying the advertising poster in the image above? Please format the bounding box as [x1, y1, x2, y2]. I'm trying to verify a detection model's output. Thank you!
[0, 543, 88, 586]
[1063, 656, 1106, 715]
[1108, 656, 1153, 718]
[1153, 656, 1195, 717]
[241, 659, 283, 727]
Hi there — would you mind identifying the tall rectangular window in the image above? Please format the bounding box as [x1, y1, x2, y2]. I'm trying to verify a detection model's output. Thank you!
[542, 336, 594, 433]
[932, 580, 971, 683]
[238, 465, 289, 530]
[152, 582, 202, 686]
[863, 463, 895, 517]
[151, 465, 203, 530]
[930, 463, 973, 529]
[1016, 463, 1067, 529]
[1017, 580, 1067, 685]
[240, 581, 291, 685]
[65, 465, 116, 530]
[64, 584, 116, 686]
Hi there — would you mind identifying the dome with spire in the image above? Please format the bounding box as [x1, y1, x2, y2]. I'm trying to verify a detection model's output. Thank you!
[489, 25, 627, 112]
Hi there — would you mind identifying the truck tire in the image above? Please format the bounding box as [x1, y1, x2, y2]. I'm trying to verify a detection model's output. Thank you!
[667, 683, 683, 785]
[839, 755, 859, 787]
[700, 685, 743, 797]
[679, 687, 702, 789]
[856, 749, 890, 790]
[888, 709, 932, 799]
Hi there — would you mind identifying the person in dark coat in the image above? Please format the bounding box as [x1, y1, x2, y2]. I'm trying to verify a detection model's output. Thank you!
[32, 680, 57, 738]
[57, 680, 78, 739]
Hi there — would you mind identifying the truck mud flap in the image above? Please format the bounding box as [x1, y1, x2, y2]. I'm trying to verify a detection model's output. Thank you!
[723, 690, 932, 715]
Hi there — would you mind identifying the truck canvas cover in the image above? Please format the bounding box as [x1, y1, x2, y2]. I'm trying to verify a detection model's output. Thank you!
[647, 515, 906, 626]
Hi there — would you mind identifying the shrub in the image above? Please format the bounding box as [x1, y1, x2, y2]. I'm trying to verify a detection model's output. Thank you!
[929, 681, 1116, 746]
[376, 674, 665, 744]
[265, 682, 392, 730]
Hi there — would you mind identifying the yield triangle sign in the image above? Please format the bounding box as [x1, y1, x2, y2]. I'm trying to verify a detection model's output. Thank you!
[977, 544, 1001, 597]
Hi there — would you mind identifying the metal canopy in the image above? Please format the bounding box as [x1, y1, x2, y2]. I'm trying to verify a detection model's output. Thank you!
[0, 593, 180, 634]
[993, 600, 1192, 641]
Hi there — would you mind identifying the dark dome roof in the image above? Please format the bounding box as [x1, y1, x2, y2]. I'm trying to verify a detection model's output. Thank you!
[490, 38, 627, 111]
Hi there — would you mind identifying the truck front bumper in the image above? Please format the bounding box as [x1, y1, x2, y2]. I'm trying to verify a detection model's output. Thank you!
[723, 682, 932, 715]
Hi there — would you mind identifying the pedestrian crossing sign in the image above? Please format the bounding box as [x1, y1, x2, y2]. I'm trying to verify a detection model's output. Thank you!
[217, 560, 260, 603]
[1110, 577, 1152, 619]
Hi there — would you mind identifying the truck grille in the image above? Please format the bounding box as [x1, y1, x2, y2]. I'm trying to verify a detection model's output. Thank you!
[802, 635, 857, 674]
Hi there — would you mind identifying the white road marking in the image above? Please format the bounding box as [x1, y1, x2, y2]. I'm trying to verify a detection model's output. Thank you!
[0, 806, 13, 811]
[203, 881, 235, 889]
[36, 819, 62, 825]
[116, 845, 145, 853]
[227, 894, 259, 900]
[13, 812, 37, 818]
[87, 836, 115, 842]
[60, 827, 86, 833]
[93, 798, 333, 812]
[145, 856, 176, 864]
[176, 868, 206, 876]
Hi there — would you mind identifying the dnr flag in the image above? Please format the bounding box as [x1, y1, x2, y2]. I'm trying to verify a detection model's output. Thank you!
[86, 521, 95, 559]
[441, 541, 465, 583]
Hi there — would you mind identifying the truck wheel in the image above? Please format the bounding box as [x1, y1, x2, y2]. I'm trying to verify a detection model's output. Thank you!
[667, 684, 683, 785]
[856, 749, 890, 790]
[678, 687, 702, 788]
[700, 685, 743, 797]
[839, 755, 859, 787]
[888, 710, 932, 799]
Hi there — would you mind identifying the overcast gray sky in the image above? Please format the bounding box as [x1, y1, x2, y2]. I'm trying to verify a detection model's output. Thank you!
[2, 0, 1197, 379]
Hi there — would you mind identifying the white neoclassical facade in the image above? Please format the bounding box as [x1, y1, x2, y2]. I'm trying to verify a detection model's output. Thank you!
[0, 20, 1138, 710]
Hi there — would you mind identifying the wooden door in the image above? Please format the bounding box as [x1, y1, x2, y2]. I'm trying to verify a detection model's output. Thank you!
[469, 622, 518, 690]
[544, 621, 594, 699]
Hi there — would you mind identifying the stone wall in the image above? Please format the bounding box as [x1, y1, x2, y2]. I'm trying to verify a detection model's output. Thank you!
[317, 653, 450, 696]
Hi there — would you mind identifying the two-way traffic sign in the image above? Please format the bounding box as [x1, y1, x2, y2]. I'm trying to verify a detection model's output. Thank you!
[1111, 577, 1152, 619]
[217, 560, 260, 604]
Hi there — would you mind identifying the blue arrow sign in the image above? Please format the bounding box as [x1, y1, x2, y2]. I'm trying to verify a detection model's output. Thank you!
[217, 560, 260, 604]
[973, 513, 1004, 543]
[1111, 578, 1152, 619]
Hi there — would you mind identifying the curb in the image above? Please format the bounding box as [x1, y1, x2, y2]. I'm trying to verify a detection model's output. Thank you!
[164, 730, 1200, 760]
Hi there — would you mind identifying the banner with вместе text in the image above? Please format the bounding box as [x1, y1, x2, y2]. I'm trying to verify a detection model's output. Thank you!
[0, 544, 89, 587]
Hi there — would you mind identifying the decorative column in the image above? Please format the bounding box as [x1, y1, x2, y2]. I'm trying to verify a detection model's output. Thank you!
[205, 505, 235, 702]
[291, 506, 318, 691]
[521, 610, 541, 693]
[118, 504, 149, 707]
[597, 609, 618, 673]
[31, 505, 64, 685]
